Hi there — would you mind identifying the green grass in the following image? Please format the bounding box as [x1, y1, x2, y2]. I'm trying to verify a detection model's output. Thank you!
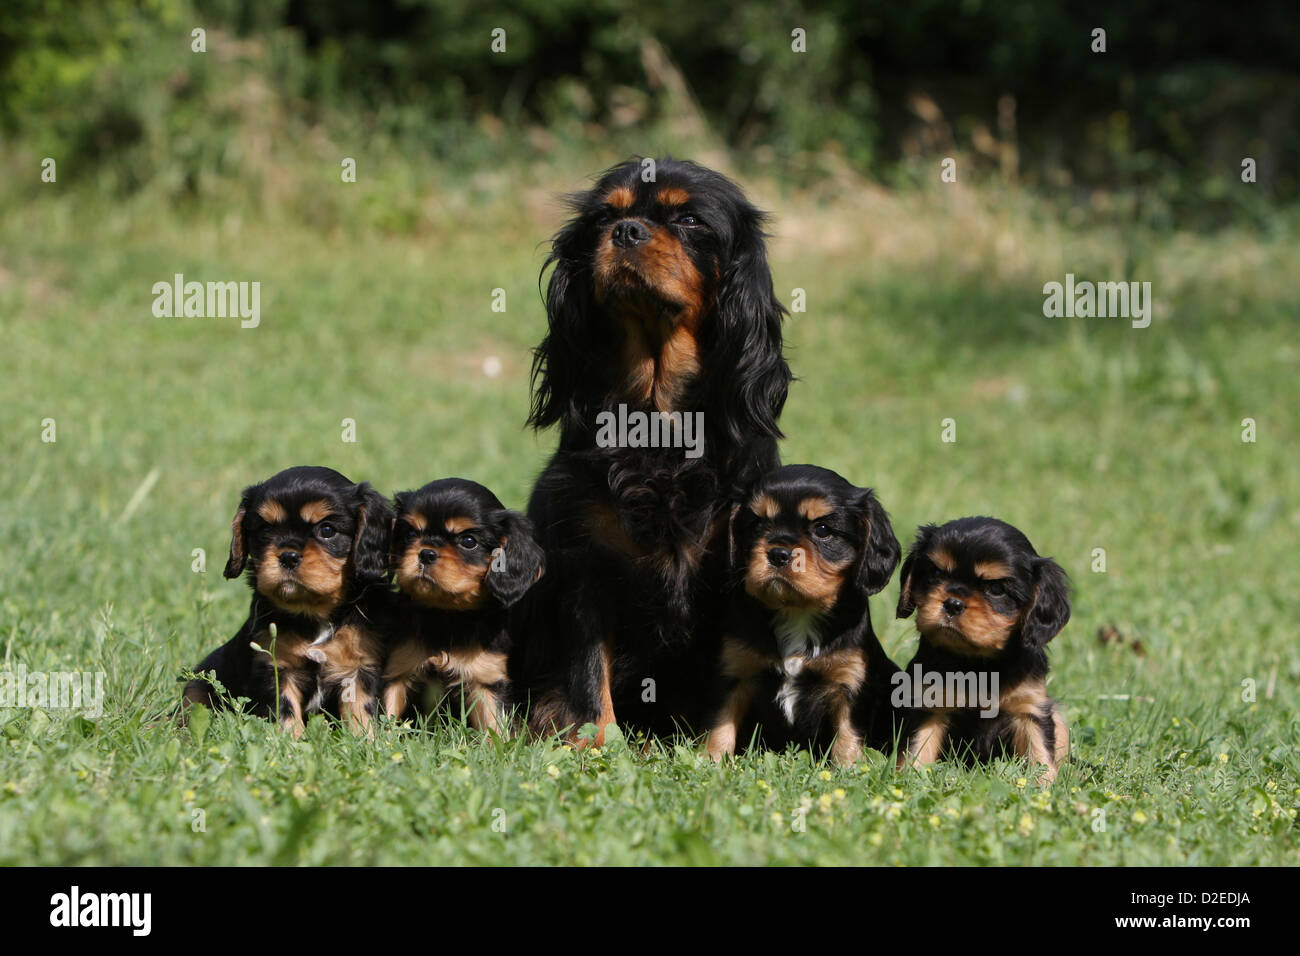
[1, 155, 1297, 865]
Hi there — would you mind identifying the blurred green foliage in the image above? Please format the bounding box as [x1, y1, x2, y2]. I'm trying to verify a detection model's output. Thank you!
[2, 0, 1296, 226]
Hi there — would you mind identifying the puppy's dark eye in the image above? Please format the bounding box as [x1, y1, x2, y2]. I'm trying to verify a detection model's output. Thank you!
[318, 524, 336, 539]
[811, 522, 832, 539]
[458, 534, 478, 550]
[674, 214, 698, 226]
[403, 525, 419, 542]
[986, 580, 1007, 597]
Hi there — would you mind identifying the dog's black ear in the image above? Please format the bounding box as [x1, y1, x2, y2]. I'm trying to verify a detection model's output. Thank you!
[895, 524, 937, 618]
[351, 484, 395, 586]
[485, 510, 546, 608]
[530, 210, 607, 432]
[223, 498, 249, 579]
[1022, 557, 1071, 647]
[387, 491, 410, 569]
[702, 203, 792, 445]
[726, 503, 743, 568]
[853, 489, 900, 596]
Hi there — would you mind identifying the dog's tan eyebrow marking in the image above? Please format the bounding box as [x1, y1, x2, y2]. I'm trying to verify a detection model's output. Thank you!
[797, 496, 834, 521]
[656, 187, 690, 206]
[749, 493, 779, 519]
[974, 560, 1012, 580]
[257, 500, 287, 523]
[605, 186, 636, 209]
[401, 512, 427, 532]
[300, 500, 332, 524]
[928, 548, 956, 572]
[444, 516, 477, 535]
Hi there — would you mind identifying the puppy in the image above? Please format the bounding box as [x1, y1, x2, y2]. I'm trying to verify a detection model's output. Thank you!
[182, 466, 393, 734]
[381, 479, 545, 733]
[705, 465, 901, 765]
[522, 157, 793, 744]
[895, 517, 1071, 781]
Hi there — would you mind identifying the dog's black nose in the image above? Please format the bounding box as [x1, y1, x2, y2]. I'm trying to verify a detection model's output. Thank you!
[767, 547, 792, 568]
[943, 597, 965, 616]
[278, 550, 301, 570]
[418, 548, 438, 565]
[611, 219, 650, 248]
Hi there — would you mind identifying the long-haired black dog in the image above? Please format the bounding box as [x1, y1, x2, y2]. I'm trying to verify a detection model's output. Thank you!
[520, 157, 792, 744]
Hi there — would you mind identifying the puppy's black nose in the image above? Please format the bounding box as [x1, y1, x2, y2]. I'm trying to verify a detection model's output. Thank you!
[767, 547, 793, 568]
[943, 597, 965, 616]
[611, 219, 650, 248]
[278, 550, 301, 570]
[418, 548, 438, 565]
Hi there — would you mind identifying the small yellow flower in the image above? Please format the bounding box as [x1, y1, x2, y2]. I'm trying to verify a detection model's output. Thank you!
[183, 788, 196, 802]
[818, 770, 833, 781]
[390, 752, 404, 763]
[292, 784, 307, 801]
[868, 831, 884, 846]
[1017, 813, 1034, 835]
[818, 794, 833, 810]
[546, 764, 561, 778]
[928, 814, 941, 827]
[1015, 777, 1028, 789]
[833, 788, 846, 801]
[1132, 810, 1148, 824]
[890, 787, 904, 799]
[1218, 752, 1229, 764]
[770, 811, 785, 826]
[757, 780, 770, 791]
[589, 748, 602, 757]
[1171, 717, 1180, 727]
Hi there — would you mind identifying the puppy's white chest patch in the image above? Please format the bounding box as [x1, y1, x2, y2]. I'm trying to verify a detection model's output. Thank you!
[772, 609, 823, 724]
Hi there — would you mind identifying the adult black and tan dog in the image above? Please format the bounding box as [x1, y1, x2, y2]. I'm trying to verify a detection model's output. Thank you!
[520, 157, 792, 743]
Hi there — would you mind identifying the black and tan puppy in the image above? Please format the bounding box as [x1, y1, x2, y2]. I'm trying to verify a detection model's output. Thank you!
[381, 479, 545, 734]
[895, 517, 1070, 781]
[182, 466, 394, 734]
[705, 465, 902, 765]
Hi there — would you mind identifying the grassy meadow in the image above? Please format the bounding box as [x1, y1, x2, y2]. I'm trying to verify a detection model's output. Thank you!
[0, 121, 1297, 864]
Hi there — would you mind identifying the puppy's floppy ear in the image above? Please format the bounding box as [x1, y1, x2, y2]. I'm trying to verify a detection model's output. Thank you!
[223, 498, 249, 579]
[702, 204, 792, 445]
[896, 524, 938, 618]
[350, 483, 395, 586]
[1021, 557, 1071, 647]
[485, 510, 546, 608]
[853, 488, 900, 596]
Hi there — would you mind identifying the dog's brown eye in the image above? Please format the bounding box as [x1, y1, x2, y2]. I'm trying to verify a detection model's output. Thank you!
[987, 580, 1007, 596]
[458, 534, 478, 550]
[812, 522, 832, 539]
[318, 523, 336, 539]
[675, 214, 698, 226]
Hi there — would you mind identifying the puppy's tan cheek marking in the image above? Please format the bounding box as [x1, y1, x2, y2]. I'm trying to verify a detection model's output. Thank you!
[299, 499, 332, 524]
[958, 594, 1015, 651]
[296, 542, 347, 603]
